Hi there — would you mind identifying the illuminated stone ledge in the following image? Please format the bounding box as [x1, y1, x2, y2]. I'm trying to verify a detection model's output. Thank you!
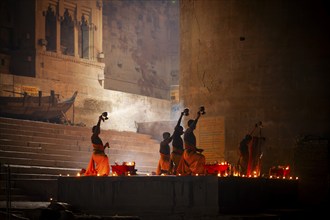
[39, 51, 105, 70]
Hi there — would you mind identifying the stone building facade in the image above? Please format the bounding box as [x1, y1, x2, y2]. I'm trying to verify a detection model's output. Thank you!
[0, 0, 173, 132]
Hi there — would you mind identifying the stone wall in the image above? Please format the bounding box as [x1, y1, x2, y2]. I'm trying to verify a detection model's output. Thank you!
[179, 0, 330, 173]
[293, 138, 329, 207]
[58, 176, 219, 218]
[102, 0, 180, 99]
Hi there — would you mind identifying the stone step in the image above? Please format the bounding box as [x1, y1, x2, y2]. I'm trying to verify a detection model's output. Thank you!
[0, 138, 88, 152]
[0, 132, 158, 149]
[0, 126, 88, 142]
[0, 143, 159, 161]
[0, 117, 156, 141]
[0, 116, 160, 204]
[0, 156, 157, 172]
[0, 150, 158, 170]
[0, 156, 87, 170]
[0, 144, 91, 156]
[0, 127, 159, 148]
[0, 164, 80, 176]
[0, 145, 157, 162]
[0, 137, 159, 153]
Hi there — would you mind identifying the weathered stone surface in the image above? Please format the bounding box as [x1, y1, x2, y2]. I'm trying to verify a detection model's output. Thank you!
[180, 0, 330, 175]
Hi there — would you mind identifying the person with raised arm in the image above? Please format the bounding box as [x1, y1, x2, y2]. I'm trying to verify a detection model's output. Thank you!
[84, 112, 110, 176]
[169, 108, 188, 175]
[177, 106, 206, 175]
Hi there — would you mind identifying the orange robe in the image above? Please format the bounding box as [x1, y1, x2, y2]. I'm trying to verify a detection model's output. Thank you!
[169, 148, 183, 175]
[156, 153, 171, 175]
[176, 146, 206, 176]
[85, 143, 110, 176]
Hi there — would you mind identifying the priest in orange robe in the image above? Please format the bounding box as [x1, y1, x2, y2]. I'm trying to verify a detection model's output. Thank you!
[177, 109, 206, 175]
[85, 114, 110, 176]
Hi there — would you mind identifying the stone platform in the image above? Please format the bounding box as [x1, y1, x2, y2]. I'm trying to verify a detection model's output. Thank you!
[57, 176, 300, 219]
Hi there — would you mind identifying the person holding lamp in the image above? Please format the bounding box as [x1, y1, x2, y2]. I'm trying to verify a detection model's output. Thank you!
[177, 106, 206, 176]
[84, 112, 110, 176]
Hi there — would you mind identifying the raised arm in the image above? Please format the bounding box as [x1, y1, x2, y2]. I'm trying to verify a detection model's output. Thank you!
[167, 134, 174, 144]
[189, 112, 201, 131]
[176, 111, 184, 127]
[93, 115, 103, 134]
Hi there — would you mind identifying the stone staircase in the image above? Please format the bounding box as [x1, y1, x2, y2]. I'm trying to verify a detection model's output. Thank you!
[0, 116, 160, 202]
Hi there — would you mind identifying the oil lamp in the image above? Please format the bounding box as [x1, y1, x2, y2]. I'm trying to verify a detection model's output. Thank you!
[101, 112, 109, 120]
[199, 106, 206, 115]
[183, 108, 189, 116]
